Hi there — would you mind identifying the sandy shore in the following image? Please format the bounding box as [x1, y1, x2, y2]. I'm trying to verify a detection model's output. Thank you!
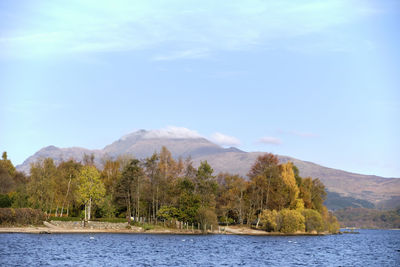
[0, 224, 327, 235]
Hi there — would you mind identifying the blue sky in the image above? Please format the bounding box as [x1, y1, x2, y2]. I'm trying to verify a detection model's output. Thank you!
[0, 0, 399, 177]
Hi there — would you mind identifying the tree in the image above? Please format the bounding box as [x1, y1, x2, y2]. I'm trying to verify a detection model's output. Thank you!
[0, 152, 17, 194]
[196, 206, 218, 232]
[115, 159, 144, 221]
[0, 168, 14, 194]
[311, 178, 327, 213]
[247, 153, 280, 227]
[195, 161, 218, 208]
[77, 165, 105, 220]
[0, 152, 16, 177]
[144, 153, 160, 221]
[27, 158, 58, 214]
[100, 159, 121, 196]
[278, 162, 300, 209]
[158, 147, 181, 207]
[217, 173, 248, 225]
[57, 160, 82, 217]
[176, 177, 201, 223]
[157, 205, 181, 221]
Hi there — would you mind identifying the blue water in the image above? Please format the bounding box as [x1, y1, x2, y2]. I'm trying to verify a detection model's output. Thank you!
[0, 230, 399, 266]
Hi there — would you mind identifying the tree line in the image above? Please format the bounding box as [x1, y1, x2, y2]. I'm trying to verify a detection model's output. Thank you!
[0, 149, 339, 233]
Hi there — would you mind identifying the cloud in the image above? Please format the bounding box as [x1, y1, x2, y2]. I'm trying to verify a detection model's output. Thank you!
[0, 0, 382, 59]
[144, 126, 202, 139]
[259, 136, 282, 145]
[211, 132, 241, 147]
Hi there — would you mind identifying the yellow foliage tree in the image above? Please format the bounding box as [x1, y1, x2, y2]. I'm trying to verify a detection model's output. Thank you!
[279, 162, 300, 209]
[77, 166, 105, 221]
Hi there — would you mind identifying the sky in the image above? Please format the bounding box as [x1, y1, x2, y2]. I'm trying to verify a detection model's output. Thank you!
[0, 0, 399, 177]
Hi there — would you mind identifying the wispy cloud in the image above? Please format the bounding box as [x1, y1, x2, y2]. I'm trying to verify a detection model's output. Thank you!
[259, 136, 282, 145]
[0, 0, 382, 59]
[211, 132, 241, 147]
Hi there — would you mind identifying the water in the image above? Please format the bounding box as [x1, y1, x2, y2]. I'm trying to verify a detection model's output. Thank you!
[0, 230, 399, 266]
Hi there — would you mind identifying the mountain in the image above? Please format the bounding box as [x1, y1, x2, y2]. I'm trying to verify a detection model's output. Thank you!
[16, 129, 400, 208]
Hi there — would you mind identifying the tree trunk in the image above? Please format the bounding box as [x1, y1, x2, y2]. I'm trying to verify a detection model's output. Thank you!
[84, 204, 87, 221]
[61, 175, 72, 218]
[88, 197, 92, 220]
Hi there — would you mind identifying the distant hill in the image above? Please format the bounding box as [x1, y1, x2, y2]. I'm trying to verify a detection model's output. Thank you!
[334, 207, 400, 229]
[16, 129, 400, 208]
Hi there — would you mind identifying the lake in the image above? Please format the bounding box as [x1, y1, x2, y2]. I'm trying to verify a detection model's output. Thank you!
[1, 230, 399, 266]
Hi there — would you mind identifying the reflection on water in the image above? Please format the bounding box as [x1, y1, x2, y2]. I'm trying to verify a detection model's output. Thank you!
[0, 229, 399, 266]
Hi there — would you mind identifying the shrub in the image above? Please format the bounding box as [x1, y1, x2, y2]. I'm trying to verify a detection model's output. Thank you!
[157, 206, 181, 221]
[0, 194, 12, 208]
[0, 208, 45, 225]
[278, 209, 305, 233]
[302, 209, 323, 232]
[260, 209, 279, 232]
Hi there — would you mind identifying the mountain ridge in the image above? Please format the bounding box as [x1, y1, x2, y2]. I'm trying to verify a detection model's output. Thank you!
[16, 129, 400, 206]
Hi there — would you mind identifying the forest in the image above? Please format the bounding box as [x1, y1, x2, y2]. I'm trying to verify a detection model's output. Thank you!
[0, 149, 339, 233]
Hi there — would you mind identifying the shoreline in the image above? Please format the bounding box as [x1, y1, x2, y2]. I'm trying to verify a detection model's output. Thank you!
[0, 225, 329, 236]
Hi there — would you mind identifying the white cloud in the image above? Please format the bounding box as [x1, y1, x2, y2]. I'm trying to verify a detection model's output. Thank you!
[144, 126, 202, 139]
[259, 136, 282, 145]
[211, 132, 241, 147]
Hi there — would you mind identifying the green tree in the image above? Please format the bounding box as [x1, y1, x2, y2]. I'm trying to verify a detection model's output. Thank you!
[176, 177, 201, 223]
[195, 161, 218, 208]
[77, 165, 105, 220]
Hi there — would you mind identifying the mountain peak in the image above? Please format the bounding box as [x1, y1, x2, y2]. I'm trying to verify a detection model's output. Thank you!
[119, 127, 203, 142]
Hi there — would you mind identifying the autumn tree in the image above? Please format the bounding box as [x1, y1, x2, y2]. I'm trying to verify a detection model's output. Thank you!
[216, 173, 248, 225]
[247, 153, 280, 227]
[77, 165, 105, 220]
